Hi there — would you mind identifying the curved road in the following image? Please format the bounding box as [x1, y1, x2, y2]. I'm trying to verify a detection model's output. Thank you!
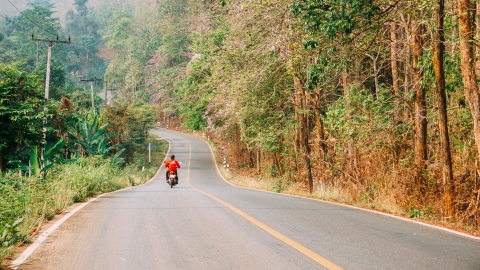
[17, 129, 480, 269]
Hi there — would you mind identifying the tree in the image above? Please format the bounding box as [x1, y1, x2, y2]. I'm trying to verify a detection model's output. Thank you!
[0, 62, 44, 171]
[432, 0, 453, 217]
[457, 0, 480, 163]
[412, 19, 427, 170]
[65, 0, 105, 79]
[0, 3, 73, 101]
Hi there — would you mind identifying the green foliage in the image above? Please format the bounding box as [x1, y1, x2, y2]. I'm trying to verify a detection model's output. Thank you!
[0, 218, 24, 247]
[68, 110, 123, 158]
[0, 62, 44, 171]
[176, 27, 229, 131]
[291, 0, 381, 38]
[408, 206, 434, 219]
[43, 138, 65, 167]
[111, 148, 125, 168]
[29, 146, 41, 176]
[0, 5, 62, 66]
[0, 3, 77, 101]
[65, 0, 105, 79]
[0, 142, 165, 260]
[28, 138, 66, 178]
[273, 178, 284, 193]
[103, 100, 157, 162]
[103, 3, 162, 95]
[324, 86, 396, 140]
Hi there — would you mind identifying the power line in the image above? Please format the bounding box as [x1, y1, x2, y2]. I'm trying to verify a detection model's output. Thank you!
[2, 1, 90, 77]
[31, 34, 71, 100]
[80, 77, 103, 108]
[0, 13, 29, 33]
[6, 0, 58, 37]
[3, 1, 106, 82]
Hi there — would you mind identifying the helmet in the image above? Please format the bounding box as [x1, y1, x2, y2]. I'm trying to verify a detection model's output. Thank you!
[171, 155, 175, 159]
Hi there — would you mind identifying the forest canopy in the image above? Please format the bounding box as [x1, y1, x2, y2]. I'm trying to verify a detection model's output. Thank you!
[1, 0, 480, 234]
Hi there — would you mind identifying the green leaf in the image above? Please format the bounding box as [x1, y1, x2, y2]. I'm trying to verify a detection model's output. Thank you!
[30, 146, 40, 176]
[40, 164, 53, 173]
[44, 138, 66, 160]
[11, 217, 23, 228]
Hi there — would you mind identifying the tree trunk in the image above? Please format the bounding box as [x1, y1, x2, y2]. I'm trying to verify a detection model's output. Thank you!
[294, 76, 313, 192]
[475, 1, 480, 73]
[390, 21, 399, 94]
[273, 151, 283, 176]
[401, 14, 412, 96]
[249, 150, 255, 169]
[294, 77, 303, 149]
[257, 150, 261, 173]
[434, 0, 454, 217]
[342, 72, 349, 94]
[0, 153, 5, 172]
[302, 87, 313, 193]
[367, 53, 380, 99]
[293, 77, 302, 182]
[412, 20, 427, 169]
[457, 0, 480, 163]
[313, 101, 326, 157]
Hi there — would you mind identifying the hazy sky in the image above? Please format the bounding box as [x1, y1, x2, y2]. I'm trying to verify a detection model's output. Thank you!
[1, 0, 86, 24]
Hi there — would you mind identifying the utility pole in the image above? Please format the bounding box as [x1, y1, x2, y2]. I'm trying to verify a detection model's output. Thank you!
[30, 34, 70, 163]
[80, 77, 103, 108]
[105, 80, 108, 104]
[30, 34, 70, 100]
[104, 80, 116, 105]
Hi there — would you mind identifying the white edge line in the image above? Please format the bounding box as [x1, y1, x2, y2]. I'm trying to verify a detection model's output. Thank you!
[10, 135, 171, 269]
[195, 131, 480, 242]
[10, 196, 103, 269]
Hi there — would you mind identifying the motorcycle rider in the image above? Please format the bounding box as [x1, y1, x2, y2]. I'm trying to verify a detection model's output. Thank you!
[164, 155, 180, 182]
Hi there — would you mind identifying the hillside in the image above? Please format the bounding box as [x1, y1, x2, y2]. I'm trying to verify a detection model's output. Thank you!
[1, 0, 480, 238]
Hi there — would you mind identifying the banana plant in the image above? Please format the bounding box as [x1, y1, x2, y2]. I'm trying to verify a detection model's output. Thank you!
[68, 110, 123, 158]
[26, 138, 66, 178]
[111, 148, 125, 167]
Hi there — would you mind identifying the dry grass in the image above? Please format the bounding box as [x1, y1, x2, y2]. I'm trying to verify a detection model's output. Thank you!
[220, 167, 277, 191]
[205, 138, 480, 237]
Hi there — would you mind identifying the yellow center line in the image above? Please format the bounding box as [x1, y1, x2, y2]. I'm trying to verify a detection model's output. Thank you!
[186, 142, 343, 270]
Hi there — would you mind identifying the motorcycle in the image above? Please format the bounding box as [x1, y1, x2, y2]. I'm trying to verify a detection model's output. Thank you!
[167, 170, 178, 188]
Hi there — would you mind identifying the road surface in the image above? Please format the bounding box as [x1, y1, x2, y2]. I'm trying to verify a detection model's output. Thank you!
[16, 129, 480, 269]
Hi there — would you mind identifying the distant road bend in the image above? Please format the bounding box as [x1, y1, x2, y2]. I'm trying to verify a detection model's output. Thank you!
[16, 129, 480, 270]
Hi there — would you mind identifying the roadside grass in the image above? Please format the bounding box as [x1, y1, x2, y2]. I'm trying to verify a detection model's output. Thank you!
[219, 166, 277, 191]
[217, 165, 417, 218]
[199, 133, 480, 235]
[0, 135, 168, 267]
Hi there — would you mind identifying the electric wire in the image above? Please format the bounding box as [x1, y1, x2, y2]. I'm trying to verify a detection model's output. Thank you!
[2, 0, 103, 78]
[0, 13, 29, 33]
[6, 0, 59, 37]
[0, 10, 74, 70]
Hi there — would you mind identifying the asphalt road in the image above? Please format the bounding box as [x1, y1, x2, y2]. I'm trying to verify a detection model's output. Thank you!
[17, 129, 480, 270]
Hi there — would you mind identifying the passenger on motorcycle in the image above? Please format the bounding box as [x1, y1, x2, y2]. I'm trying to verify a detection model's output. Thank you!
[164, 155, 181, 182]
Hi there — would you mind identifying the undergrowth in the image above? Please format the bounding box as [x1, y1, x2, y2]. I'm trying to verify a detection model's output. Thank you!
[0, 136, 168, 266]
[204, 130, 480, 236]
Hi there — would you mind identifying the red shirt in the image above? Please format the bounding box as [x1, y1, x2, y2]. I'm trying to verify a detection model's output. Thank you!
[165, 159, 180, 171]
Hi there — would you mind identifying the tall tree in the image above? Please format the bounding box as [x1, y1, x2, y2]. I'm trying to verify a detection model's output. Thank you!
[412, 19, 427, 169]
[390, 20, 399, 93]
[66, 0, 105, 78]
[0, 62, 44, 171]
[432, 0, 453, 216]
[457, 0, 480, 162]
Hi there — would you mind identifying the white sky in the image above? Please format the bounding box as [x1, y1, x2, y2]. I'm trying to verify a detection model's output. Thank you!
[1, 0, 86, 25]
